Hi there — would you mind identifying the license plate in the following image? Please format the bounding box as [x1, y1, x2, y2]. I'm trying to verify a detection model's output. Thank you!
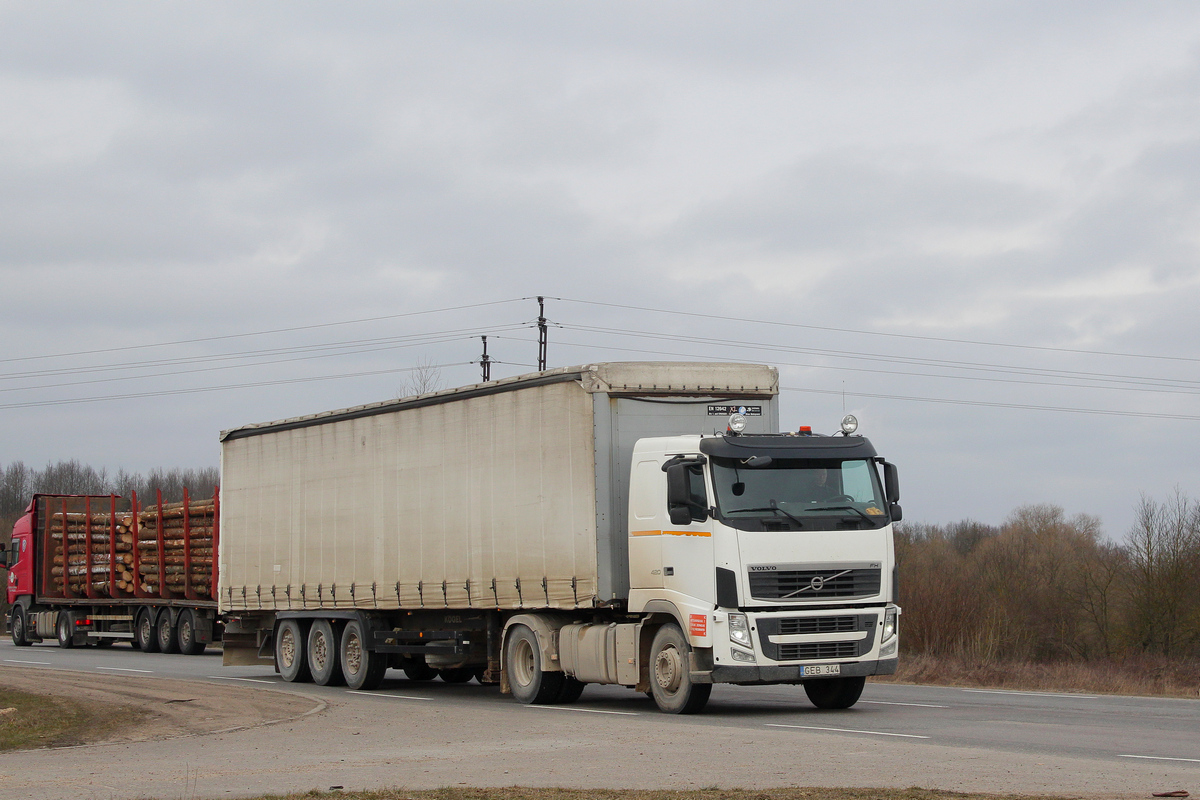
[801, 664, 841, 677]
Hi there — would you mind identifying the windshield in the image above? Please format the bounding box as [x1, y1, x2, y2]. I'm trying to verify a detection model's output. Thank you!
[710, 456, 888, 531]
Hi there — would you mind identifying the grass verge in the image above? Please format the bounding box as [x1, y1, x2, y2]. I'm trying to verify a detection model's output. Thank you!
[0, 687, 142, 750]
[877, 653, 1200, 698]
[212, 788, 1079, 800]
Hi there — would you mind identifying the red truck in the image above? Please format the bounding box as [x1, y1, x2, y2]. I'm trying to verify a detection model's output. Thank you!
[4, 491, 221, 655]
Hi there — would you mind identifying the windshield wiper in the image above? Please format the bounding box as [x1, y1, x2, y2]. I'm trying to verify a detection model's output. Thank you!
[725, 500, 805, 528]
[802, 504, 873, 524]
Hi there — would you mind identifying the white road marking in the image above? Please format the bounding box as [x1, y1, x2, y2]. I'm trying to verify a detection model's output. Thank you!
[207, 676, 275, 684]
[4, 659, 51, 665]
[348, 690, 433, 701]
[962, 689, 1098, 699]
[1119, 754, 1200, 764]
[861, 700, 949, 708]
[524, 705, 639, 716]
[766, 723, 929, 739]
[96, 667, 153, 673]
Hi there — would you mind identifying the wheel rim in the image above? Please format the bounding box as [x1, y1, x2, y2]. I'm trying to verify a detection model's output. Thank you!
[344, 631, 363, 676]
[180, 620, 192, 648]
[312, 630, 328, 670]
[654, 644, 683, 694]
[13, 613, 23, 641]
[279, 626, 297, 668]
[511, 637, 536, 689]
[139, 616, 151, 645]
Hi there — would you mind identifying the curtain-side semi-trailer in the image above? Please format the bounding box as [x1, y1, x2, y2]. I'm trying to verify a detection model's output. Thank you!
[4, 492, 221, 655]
[217, 362, 902, 713]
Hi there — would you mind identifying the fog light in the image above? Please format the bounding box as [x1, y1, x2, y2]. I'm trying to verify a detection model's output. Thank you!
[880, 639, 897, 658]
[731, 648, 756, 663]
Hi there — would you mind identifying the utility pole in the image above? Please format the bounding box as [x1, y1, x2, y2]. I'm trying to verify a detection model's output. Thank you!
[480, 336, 491, 382]
[537, 296, 547, 371]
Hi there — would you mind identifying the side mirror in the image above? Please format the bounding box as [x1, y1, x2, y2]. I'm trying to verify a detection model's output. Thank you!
[665, 463, 707, 525]
[883, 461, 900, 504]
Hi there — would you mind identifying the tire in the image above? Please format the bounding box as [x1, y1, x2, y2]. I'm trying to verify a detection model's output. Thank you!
[307, 619, 345, 686]
[275, 619, 311, 683]
[177, 609, 206, 656]
[93, 637, 115, 648]
[156, 610, 179, 654]
[135, 608, 159, 653]
[403, 660, 437, 681]
[438, 667, 475, 684]
[56, 611, 75, 649]
[340, 618, 386, 690]
[555, 676, 586, 704]
[649, 623, 711, 714]
[504, 624, 563, 704]
[10, 608, 31, 647]
[803, 676, 866, 709]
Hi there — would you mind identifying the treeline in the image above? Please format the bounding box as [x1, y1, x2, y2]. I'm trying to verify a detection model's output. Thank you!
[0, 459, 219, 538]
[897, 494, 1200, 662]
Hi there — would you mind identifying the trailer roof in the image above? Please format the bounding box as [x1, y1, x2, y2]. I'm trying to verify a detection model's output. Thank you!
[220, 362, 778, 442]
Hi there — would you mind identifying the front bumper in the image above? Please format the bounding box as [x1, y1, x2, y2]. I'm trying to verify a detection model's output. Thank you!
[702, 657, 898, 685]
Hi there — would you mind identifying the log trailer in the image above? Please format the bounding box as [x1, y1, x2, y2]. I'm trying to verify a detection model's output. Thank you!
[4, 491, 221, 655]
[4, 362, 903, 713]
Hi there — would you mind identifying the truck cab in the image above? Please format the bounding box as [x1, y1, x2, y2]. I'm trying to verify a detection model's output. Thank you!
[626, 414, 901, 709]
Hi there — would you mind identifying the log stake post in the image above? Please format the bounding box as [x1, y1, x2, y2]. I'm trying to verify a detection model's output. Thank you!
[156, 489, 169, 599]
[131, 491, 145, 599]
[211, 486, 220, 601]
[108, 495, 119, 597]
[183, 487, 195, 601]
[84, 497, 96, 600]
[54, 499, 71, 599]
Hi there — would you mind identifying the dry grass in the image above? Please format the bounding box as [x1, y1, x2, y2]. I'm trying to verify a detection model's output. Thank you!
[245, 789, 1076, 800]
[0, 687, 117, 750]
[876, 653, 1200, 698]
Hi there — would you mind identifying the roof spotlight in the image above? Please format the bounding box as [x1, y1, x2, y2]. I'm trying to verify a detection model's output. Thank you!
[727, 413, 748, 435]
[840, 414, 859, 435]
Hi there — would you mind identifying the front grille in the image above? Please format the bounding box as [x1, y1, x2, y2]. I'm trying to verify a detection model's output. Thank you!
[778, 641, 859, 660]
[749, 567, 881, 601]
[779, 615, 857, 635]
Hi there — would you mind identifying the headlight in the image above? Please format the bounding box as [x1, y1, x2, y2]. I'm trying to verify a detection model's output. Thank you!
[882, 608, 897, 640]
[728, 613, 753, 648]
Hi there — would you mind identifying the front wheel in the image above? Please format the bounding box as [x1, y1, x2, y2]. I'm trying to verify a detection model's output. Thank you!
[505, 625, 563, 704]
[649, 623, 711, 714]
[803, 676, 865, 709]
[10, 608, 31, 647]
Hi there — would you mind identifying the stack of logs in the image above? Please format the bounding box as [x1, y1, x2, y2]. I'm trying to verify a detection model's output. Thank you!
[50, 507, 134, 594]
[48, 497, 215, 597]
[135, 497, 215, 596]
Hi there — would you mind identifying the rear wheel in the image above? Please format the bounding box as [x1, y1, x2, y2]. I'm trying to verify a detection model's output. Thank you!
[803, 676, 865, 709]
[135, 608, 159, 652]
[93, 636, 115, 648]
[155, 610, 179, 654]
[56, 611, 75, 649]
[10, 608, 31, 647]
[555, 676, 586, 704]
[649, 623, 711, 714]
[505, 625, 563, 704]
[438, 667, 474, 683]
[340, 618, 386, 690]
[177, 609, 206, 655]
[275, 619, 311, 682]
[403, 660, 437, 681]
[307, 620, 345, 686]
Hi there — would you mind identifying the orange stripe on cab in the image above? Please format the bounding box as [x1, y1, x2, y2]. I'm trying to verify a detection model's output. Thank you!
[630, 529, 712, 538]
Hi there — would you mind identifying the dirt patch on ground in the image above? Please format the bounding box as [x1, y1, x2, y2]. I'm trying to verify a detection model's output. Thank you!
[0, 666, 324, 748]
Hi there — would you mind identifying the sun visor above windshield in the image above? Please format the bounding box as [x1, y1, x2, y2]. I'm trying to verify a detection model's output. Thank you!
[699, 435, 878, 461]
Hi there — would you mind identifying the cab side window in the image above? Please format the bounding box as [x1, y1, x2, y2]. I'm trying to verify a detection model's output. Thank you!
[685, 465, 708, 522]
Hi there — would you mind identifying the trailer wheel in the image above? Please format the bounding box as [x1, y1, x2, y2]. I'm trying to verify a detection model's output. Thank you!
[275, 619, 311, 683]
[649, 623, 711, 714]
[56, 611, 75, 649]
[438, 667, 474, 683]
[135, 609, 159, 653]
[504, 624, 563, 704]
[340, 618, 386, 690]
[307, 619, 345, 686]
[155, 610, 179, 654]
[10, 608, 31, 647]
[803, 676, 865, 709]
[177, 609, 206, 656]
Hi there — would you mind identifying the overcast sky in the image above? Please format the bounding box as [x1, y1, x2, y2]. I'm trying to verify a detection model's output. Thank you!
[3, 2, 1200, 540]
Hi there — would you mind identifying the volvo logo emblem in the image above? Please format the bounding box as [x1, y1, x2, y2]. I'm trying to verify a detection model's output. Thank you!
[809, 576, 825, 592]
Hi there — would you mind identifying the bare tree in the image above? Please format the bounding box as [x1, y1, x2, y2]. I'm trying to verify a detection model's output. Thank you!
[398, 355, 444, 398]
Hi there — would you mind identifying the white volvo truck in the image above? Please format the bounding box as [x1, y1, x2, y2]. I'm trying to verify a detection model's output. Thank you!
[218, 362, 901, 713]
